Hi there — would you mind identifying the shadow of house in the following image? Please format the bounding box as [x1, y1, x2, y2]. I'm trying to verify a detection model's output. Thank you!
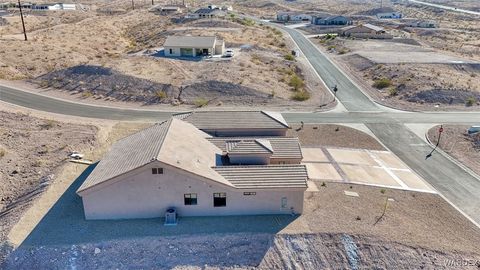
[4, 165, 297, 268]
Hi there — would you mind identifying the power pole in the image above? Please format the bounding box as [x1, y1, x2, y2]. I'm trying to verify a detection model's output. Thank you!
[17, 0, 27, 41]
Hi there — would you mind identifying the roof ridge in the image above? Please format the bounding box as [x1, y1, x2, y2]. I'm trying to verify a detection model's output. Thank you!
[254, 139, 274, 153]
[153, 118, 174, 161]
[261, 111, 290, 128]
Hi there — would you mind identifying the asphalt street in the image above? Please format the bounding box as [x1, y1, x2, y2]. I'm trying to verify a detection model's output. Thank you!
[408, 0, 480, 16]
[1, 22, 480, 225]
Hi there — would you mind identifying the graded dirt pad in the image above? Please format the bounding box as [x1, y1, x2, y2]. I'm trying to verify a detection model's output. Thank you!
[0, 110, 97, 262]
[287, 124, 385, 150]
[427, 124, 480, 177]
[3, 182, 480, 269]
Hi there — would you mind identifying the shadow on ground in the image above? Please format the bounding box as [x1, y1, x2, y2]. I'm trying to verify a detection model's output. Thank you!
[7, 165, 296, 268]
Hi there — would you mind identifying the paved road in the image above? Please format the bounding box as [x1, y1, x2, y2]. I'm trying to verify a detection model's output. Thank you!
[408, 0, 480, 16]
[1, 23, 480, 225]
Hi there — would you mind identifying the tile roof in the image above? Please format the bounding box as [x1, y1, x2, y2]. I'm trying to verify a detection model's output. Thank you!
[194, 8, 225, 15]
[77, 118, 231, 194]
[363, 23, 384, 32]
[175, 111, 290, 130]
[164, 36, 217, 48]
[214, 165, 308, 189]
[208, 137, 302, 159]
[227, 139, 274, 155]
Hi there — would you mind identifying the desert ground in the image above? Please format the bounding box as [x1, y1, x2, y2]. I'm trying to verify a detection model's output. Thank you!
[0, 0, 333, 109]
[427, 124, 480, 177]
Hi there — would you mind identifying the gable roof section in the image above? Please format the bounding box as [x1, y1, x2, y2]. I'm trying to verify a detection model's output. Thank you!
[227, 139, 274, 155]
[195, 8, 224, 15]
[175, 111, 290, 130]
[77, 118, 231, 194]
[209, 137, 302, 159]
[214, 165, 308, 189]
[164, 36, 217, 48]
[363, 23, 384, 32]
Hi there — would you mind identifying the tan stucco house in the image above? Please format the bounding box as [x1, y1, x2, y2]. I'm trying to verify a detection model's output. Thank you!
[77, 114, 307, 220]
[164, 36, 225, 57]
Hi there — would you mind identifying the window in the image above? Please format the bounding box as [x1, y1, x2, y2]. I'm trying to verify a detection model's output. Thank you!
[213, 193, 226, 207]
[184, 193, 197, 205]
[169, 48, 173, 54]
[152, 168, 163, 174]
[243, 192, 256, 196]
[281, 197, 288, 209]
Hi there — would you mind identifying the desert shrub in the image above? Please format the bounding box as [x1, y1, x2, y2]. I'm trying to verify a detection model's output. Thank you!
[155, 90, 167, 100]
[40, 120, 55, 130]
[284, 54, 295, 61]
[373, 78, 392, 89]
[0, 147, 6, 158]
[338, 49, 348, 55]
[289, 74, 304, 91]
[327, 45, 336, 50]
[387, 87, 398, 96]
[194, 98, 209, 107]
[291, 90, 310, 101]
[82, 91, 93, 98]
[466, 97, 476, 107]
[278, 42, 286, 48]
[239, 18, 255, 26]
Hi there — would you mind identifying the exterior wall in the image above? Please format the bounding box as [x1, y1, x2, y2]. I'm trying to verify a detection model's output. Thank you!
[270, 158, 302, 165]
[228, 154, 271, 165]
[164, 46, 181, 57]
[214, 41, 225, 55]
[202, 128, 288, 137]
[290, 14, 312, 22]
[377, 12, 402, 19]
[315, 17, 351, 25]
[348, 33, 393, 39]
[80, 162, 305, 220]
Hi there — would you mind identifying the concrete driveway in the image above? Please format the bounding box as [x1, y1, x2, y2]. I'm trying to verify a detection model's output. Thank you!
[302, 147, 435, 193]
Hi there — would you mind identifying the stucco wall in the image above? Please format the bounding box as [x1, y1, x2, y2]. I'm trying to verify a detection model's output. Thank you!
[202, 128, 288, 137]
[228, 154, 270, 165]
[164, 47, 181, 57]
[80, 162, 305, 220]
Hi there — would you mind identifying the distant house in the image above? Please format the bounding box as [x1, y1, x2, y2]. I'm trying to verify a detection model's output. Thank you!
[342, 23, 392, 39]
[192, 8, 226, 19]
[164, 36, 225, 57]
[312, 15, 352, 26]
[48, 3, 76, 10]
[150, 5, 183, 14]
[77, 117, 308, 220]
[276, 11, 312, 22]
[376, 12, 402, 19]
[405, 20, 438, 28]
[221, 5, 233, 11]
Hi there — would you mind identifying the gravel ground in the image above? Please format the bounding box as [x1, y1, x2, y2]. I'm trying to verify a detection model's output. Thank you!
[3, 182, 480, 269]
[0, 111, 98, 263]
[287, 124, 385, 150]
[427, 125, 480, 176]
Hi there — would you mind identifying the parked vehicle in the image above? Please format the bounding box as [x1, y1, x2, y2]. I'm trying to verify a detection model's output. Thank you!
[69, 151, 84, 160]
[224, 49, 234, 57]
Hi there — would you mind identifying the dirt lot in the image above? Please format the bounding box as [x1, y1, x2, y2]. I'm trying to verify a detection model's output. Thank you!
[2, 181, 479, 269]
[0, 110, 97, 262]
[427, 125, 480, 177]
[0, 2, 331, 108]
[288, 124, 385, 150]
[313, 37, 480, 111]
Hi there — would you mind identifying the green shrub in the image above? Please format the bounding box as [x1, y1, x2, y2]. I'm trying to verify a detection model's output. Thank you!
[284, 54, 295, 61]
[291, 90, 310, 101]
[289, 74, 304, 91]
[155, 90, 167, 100]
[373, 78, 392, 89]
[194, 98, 209, 107]
[387, 87, 398, 96]
[466, 97, 476, 107]
[240, 18, 255, 26]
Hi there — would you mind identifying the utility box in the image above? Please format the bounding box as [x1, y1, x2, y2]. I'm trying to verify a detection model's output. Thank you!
[164, 207, 177, 226]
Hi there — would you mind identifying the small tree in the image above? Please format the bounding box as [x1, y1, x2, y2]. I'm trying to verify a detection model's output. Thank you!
[373, 78, 392, 89]
[466, 97, 476, 107]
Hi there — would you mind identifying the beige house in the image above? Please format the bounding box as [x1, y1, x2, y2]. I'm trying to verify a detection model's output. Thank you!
[77, 117, 307, 220]
[164, 36, 225, 57]
[342, 24, 392, 39]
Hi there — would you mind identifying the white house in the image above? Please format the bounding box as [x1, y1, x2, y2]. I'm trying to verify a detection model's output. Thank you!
[77, 117, 308, 220]
[276, 11, 312, 22]
[163, 36, 225, 57]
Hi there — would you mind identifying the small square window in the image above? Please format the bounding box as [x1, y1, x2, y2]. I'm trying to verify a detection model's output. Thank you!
[243, 192, 256, 196]
[213, 193, 226, 207]
[184, 193, 197, 205]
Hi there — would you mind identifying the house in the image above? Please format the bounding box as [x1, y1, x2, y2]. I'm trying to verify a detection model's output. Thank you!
[77, 118, 308, 220]
[276, 11, 312, 22]
[221, 5, 232, 11]
[313, 15, 352, 26]
[150, 5, 183, 14]
[48, 3, 76, 10]
[163, 36, 225, 57]
[192, 8, 226, 19]
[342, 23, 392, 39]
[376, 12, 402, 19]
[175, 111, 290, 136]
[405, 20, 438, 28]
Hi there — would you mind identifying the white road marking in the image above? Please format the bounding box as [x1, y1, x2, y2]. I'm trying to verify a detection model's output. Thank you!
[367, 151, 409, 189]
